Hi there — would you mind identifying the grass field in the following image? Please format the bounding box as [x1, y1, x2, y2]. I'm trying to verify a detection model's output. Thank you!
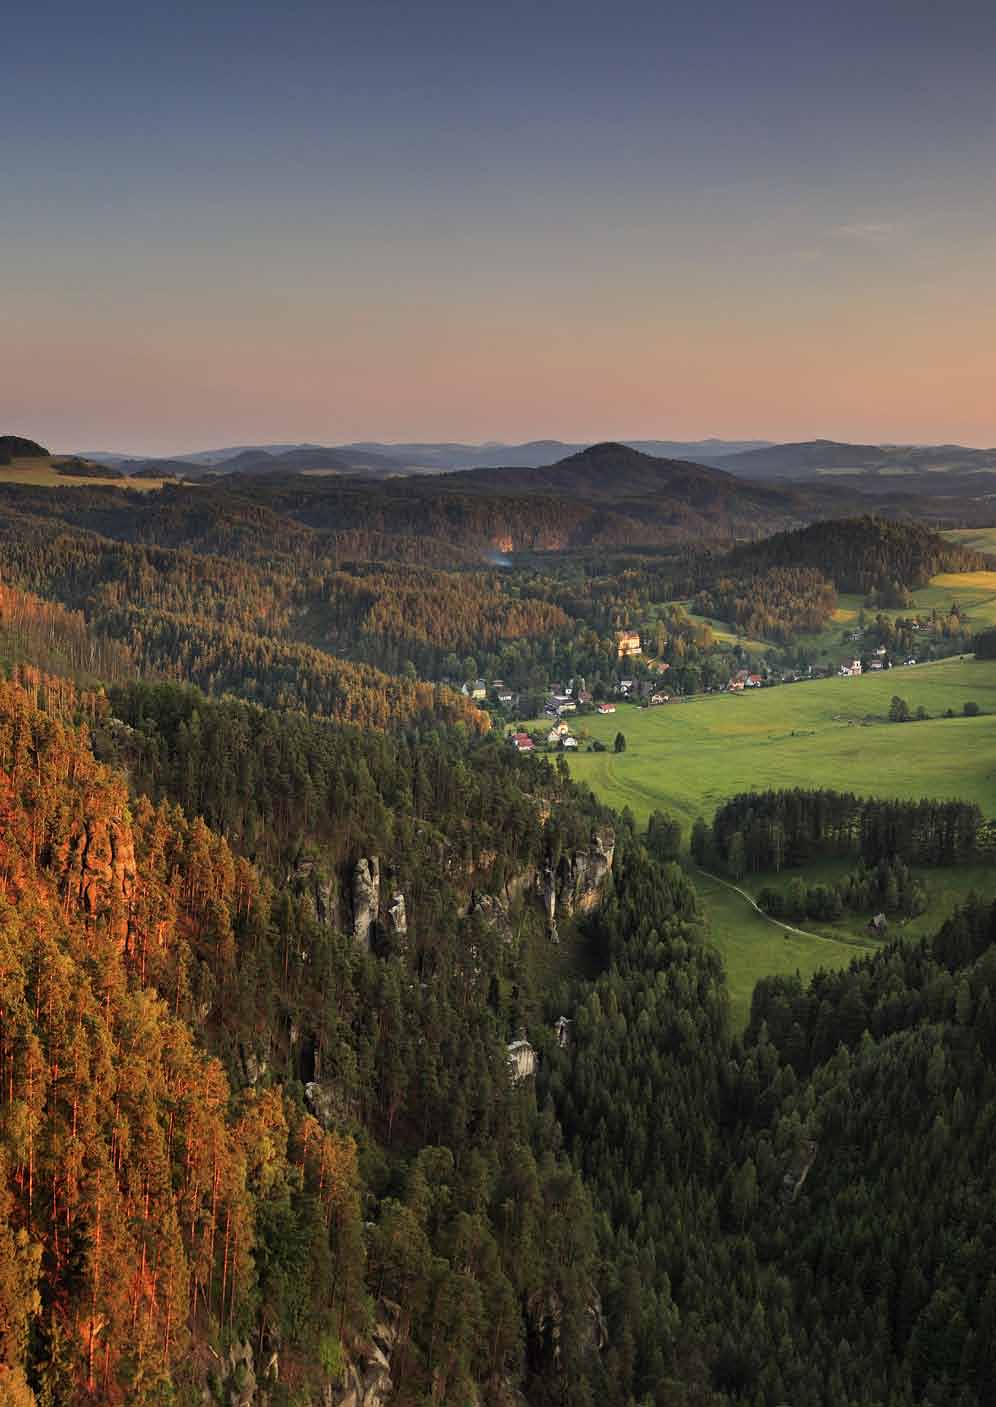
[0, 455, 167, 491]
[692, 869, 879, 1026]
[551, 656, 996, 831]
[527, 656, 996, 1022]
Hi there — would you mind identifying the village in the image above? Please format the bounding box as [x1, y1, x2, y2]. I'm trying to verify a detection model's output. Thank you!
[493, 619, 938, 754]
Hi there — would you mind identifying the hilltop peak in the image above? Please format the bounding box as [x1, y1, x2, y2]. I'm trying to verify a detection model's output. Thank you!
[0, 434, 49, 461]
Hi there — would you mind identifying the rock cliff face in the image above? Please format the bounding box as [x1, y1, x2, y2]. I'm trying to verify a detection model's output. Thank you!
[63, 812, 137, 946]
[352, 857, 380, 949]
[325, 1302, 401, 1407]
[538, 826, 615, 938]
[556, 826, 615, 917]
[386, 891, 407, 940]
[289, 857, 337, 927]
[468, 890, 515, 944]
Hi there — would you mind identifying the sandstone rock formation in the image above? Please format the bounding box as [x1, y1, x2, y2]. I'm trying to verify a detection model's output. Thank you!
[352, 857, 380, 949]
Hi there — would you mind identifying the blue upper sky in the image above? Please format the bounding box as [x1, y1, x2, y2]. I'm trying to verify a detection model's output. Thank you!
[4, 0, 995, 452]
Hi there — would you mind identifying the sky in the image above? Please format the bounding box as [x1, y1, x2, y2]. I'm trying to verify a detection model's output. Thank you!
[2, 0, 995, 455]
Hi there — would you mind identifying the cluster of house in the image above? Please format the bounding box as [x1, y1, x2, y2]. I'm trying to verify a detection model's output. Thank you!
[462, 677, 517, 707]
[727, 668, 765, 692]
[510, 719, 580, 754]
[838, 646, 898, 677]
[618, 676, 670, 704]
[546, 720, 579, 750]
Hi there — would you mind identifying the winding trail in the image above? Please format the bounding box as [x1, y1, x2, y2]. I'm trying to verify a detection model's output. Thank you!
[693, 866, 871, 948]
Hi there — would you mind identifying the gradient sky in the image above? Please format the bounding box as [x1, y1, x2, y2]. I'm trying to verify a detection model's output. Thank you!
[3, 0, 995, 454]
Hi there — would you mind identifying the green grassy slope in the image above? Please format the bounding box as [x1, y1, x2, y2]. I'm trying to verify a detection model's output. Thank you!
[0, 454, 167, 491]
[557, 656, 996, 830]
[692, 869, 878, 1027]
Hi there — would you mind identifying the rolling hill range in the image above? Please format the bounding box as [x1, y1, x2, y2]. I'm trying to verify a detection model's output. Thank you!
[717, 437, 996, 480]
[3, 435, 990, 562]
[217, 441, 823, 549]
[84, 436, 774, 476]
[0, 440, 823, 564]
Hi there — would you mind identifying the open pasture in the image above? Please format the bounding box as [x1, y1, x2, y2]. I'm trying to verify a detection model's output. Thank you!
[0, 455, 167, 491]
[558, 656, 996, 831]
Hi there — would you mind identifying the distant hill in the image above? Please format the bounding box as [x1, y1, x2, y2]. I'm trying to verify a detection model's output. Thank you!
[450, 441, 751, 497]
[0, 435, 48, 463]
[207, 441, 819, 553]
[118, 444, 410, 478]
[445, 441, 811, 525]
[718, 438, 996, 480]
[89, 437, 774, 477]
[339, 437, 773, 471]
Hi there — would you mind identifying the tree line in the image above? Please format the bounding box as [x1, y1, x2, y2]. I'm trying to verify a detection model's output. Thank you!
[694, 787, 983, 875]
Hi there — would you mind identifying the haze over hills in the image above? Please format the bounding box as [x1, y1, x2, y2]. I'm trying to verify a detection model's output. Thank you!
[77, 437, 774, 477]
[75, 435, 996, 489]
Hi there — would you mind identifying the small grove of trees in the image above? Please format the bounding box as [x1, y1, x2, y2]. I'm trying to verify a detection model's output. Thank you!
[889, 695, 932, 722]
[758, 856, 928, 923]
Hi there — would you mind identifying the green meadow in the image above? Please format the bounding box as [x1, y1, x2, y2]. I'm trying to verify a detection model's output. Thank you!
[528, 656, 996, 1023]
[0, 455, 167, 491]
[555, 655, 996, 831]
[692, 869, 879, 1026]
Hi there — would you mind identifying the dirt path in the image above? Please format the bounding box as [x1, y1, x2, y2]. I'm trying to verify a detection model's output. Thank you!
[693, 867, 869, 947]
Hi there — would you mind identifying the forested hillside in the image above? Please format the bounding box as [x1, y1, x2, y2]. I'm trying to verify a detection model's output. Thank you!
[721, 516, 991, 595]
[0, 669, 621, 1405]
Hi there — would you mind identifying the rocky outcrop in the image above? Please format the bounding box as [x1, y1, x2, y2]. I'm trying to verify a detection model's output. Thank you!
[781, 1138, 818, 1204]
[326, 1302, 402, 1407]
[537, 826, 615, 939]
[540, 864, 559, 941]
[305, 1080, 343, 1131]
[555, 826, 615, 919]
[289, 856, 337, 927]
[386, 892, 407, 940]
[201, 1340, 257, 1407]
[64, 813, 137, 946]
[468, 890, 514, 944]
[352, 858, 380, 949]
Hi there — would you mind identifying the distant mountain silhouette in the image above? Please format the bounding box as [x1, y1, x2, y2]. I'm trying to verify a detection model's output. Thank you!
[340, 437, 772, 471]
[449, 441, 786, 503]
[95, 437, 774, 477]
[718, 438, 996, 479]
